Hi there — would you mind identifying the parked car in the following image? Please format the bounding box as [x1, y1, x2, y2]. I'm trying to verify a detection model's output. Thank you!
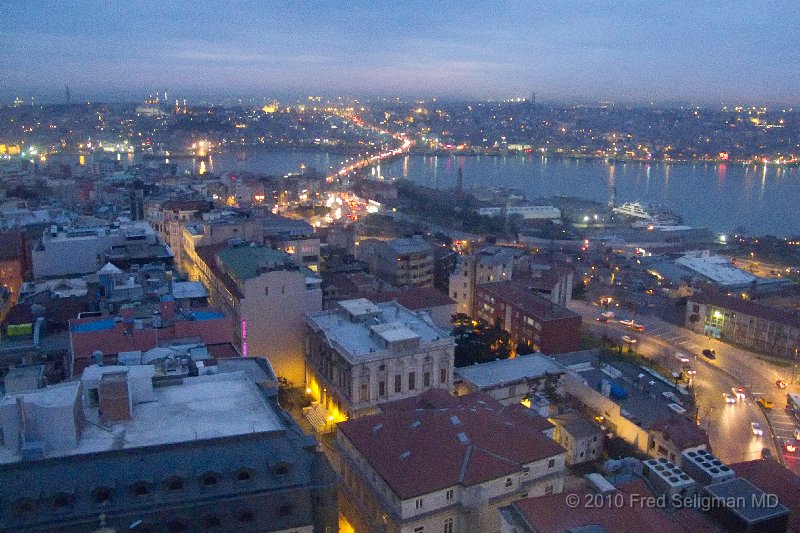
[702, 349, 716, 359]
[676, 353, 691, 363]
[619, 319, 634, 327]
[776, 380, 788, 389]
[622, 335, 637, 344]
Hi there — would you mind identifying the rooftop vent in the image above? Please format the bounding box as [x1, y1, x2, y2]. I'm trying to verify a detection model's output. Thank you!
[450, 415, 462, 426]
[400, 451, 411, 460]
[457, 432, 469, 444]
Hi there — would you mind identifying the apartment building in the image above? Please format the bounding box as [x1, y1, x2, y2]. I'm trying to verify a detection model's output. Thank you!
[304, 298, 454, 428]
[357, 235, 434, 288]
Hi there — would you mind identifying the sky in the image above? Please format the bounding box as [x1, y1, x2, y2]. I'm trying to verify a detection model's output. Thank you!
[2, 1, 799, 104]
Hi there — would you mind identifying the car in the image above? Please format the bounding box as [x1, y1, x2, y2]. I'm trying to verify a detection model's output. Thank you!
[619, 319, 634, 327]
[776, 380, 788, 389]
[676, 353, 691, 363]
[732, 387, 746, 400]
[631, 323, 646, 332]
[702, 349, 716, 359]
[622, 335, 637, 344]
[682, 364, 696, 376]
[786, 440, 797, 454]
[757, 398, 775, 409]
[751, 422, 764, 436]
[597, 315, 610, 323]
[724, 393, 737, 404]
[794, 428, 800, 441]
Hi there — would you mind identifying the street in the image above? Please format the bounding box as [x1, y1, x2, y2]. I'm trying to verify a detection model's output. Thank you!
[569, 300, 797, 469]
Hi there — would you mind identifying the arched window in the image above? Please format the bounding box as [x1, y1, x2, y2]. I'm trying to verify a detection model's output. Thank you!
[131, 482, 150, 497]
[235, 468, 254, 482]
[200, 472, 220, 486]
[52, 493, 71, 510]
[12, 498, 35, 515]
[91, 487, 112, 505]
[165, 476, 185, 491]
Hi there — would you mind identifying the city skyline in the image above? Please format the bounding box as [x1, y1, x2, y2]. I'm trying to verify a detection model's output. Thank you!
[3, 1, 800, 105]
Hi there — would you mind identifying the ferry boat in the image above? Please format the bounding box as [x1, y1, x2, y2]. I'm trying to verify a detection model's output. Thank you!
[613, 201, 680, 225]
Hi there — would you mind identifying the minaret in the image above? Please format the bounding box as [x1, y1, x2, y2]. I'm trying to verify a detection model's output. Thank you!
[182, 99, 187, 114]
[65, 85, 71, 105]
[174, 99, 180, 114]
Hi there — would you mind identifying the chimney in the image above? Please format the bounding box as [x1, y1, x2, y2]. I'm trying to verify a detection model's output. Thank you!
[99, 372, 132, 424]
[160, 296, 176, 322]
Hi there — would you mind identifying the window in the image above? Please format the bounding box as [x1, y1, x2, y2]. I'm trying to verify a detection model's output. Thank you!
[12, 498, 35, 515]
[545, 484, 554, 495]
[414, 527, 425, 533]
[424, 372, 431, 387]
[446, 489, 454, 501]
[92, 487, 113, 505]
[415, 498, 423, 509]
[522, 466, 530, 476]
[52, 493, 71, 510]
[278, 504, 293, 516]
[201, 472, 219, 486]
[593, 436, 597, 442]
[548, 459, 555, 468]
[264, 287, 269, 296]
[359, 382, 369, 402]
[440, 368, 447, 384]
[505, 477, 513, 487]
[131, 482, 150, 497]
[379, 380, 386, 397]
[395, 375, 402, 393]
[444, 518, 454, 533]
[409, 372, 416, 391]
[453, 292, 458, 298]
[235, 468, 253, 482]
[166, 476, 185, 491]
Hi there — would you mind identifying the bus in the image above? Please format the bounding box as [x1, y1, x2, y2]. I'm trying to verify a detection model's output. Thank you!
[787, 393, 800, 419]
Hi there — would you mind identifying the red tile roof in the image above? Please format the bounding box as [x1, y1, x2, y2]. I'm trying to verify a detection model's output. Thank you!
[337, 390, 564, 500]
[510, 478, 708, 533]
[691, 291, 800, 329]
[478, 280, 579, 321]
[649, 416, 710, 450]
[731, 459, 800, 532]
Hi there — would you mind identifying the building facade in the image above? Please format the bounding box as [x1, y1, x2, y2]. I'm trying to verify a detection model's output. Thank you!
[334, 390, 566, 533]
[357, 236, 434, 288]
[475, 281, 582, 355]
[449, 246, 517, 317]
[686, 291, 800, 359]
[304, 298, 455, 428]
[193, 242, 322, 385]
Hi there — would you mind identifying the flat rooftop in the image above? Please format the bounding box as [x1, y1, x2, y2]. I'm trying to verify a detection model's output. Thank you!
[0, 372, 285, 464]
[571, 359, 688, 429]
[455, 353, 563, 389]
[705, 477, 789, 524]
[307, 300, 451, 361]
[675, 254, 757, 286]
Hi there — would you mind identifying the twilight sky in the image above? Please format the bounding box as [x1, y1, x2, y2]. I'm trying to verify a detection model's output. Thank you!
[2, 0, 799, 103]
